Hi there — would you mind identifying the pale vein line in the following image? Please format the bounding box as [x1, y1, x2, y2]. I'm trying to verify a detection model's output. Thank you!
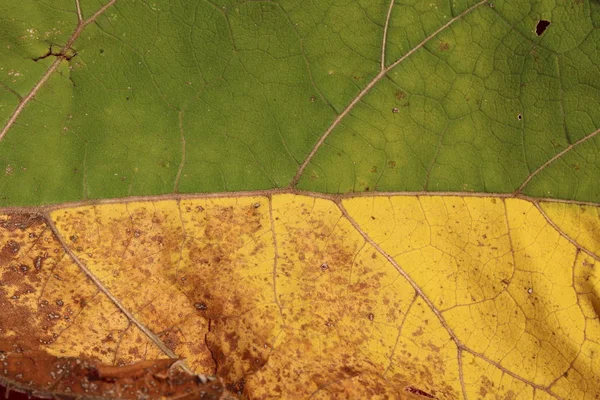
[381, 0, 396, 70]
[382, 293, 417, 376]
[533, 201, 600, 262]
[462, 349, 557, 394]
[0, 0, 118, 142]
[458, 348, 468, 400]
[515, 127, 600, 195]
[2, 189, 600, 214]
[44, 212, 195, 375]
[288, 0, 487, 187]
[173, 110, 186, 193]
[268, 196, 285, 323]
[0, 59, 62, 142]
[82, 142, 89, 199]
[75, 0, 84, 22]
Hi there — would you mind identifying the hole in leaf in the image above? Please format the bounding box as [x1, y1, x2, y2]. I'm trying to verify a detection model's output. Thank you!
[518, 113, 523, 120]
[536, 20, 551, 36]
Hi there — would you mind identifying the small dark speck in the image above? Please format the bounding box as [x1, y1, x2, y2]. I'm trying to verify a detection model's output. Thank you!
[100, 49, 104, 53]
[517, 113, 523, 120]
[536, 20, 551, 36]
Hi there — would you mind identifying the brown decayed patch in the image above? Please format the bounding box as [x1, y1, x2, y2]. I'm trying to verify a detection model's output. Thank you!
[1, 211, 173, 392]
[0, 214, 44, 232]
[0, 217, 73, 352]
[0, 350, 225, 399]
[241, 195, 420, 398]
[179, 198, 278, 389]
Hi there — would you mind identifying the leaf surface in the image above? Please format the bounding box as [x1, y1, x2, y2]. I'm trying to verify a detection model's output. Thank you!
[1, 0, 599, 398]
[1, 194, 599, 398]
[0, 0, 599, 204]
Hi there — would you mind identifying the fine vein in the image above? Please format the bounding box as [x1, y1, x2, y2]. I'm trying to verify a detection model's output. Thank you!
[0, 0, 118, 142]
[174, 110, 187, 193]
[289, 0, 487, 187]
[533, 201, 600, 262]
[44, 212, 195, 375]
[516, 127, 600, 195]
[381, 0, 396, 70]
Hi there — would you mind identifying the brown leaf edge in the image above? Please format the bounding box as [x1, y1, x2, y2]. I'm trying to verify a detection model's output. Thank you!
[0, 349, 227, 400]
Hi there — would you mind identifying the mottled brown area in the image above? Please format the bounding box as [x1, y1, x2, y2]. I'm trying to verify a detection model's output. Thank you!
[0, 241, 20, 264]
[0, 214, 43, 232]
[178, 198, 277, 390]
[0, 218, 71, 352]
[406, 385, 437, 398]
[241, 195, 421, 398]
[1, 211, 157, 373]
[7, 195, 578, 399]
[0, 350, 225, 400]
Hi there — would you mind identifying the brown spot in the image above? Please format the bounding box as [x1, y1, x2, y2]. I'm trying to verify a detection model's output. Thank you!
[412, 326, 424, 337]
[405, 386, 436, 398]
[438, 42, 450, 51]
[33, 255, 44, 271]
[395, 90, 406, 100]
[0, 351, 225, 399]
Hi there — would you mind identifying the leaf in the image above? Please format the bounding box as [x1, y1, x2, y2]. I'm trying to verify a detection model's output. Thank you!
[0, 0, 599, 204]
[1, 194, 599, 398]
[1, 0, 599, 398]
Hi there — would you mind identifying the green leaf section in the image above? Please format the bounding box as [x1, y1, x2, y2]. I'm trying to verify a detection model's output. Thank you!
[298, 0, 600, 199]
[0, 0, 598, 206]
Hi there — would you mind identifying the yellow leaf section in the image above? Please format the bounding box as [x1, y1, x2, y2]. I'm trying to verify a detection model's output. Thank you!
[51, 196, 280, 376]
[540, 202, 600, 256]
[259, 194, 461, 399]
[344, 196, 599, 398]
[0, 194, 591, 399]
[539, 201, 600, 400]
[0, 214, 164, 365]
